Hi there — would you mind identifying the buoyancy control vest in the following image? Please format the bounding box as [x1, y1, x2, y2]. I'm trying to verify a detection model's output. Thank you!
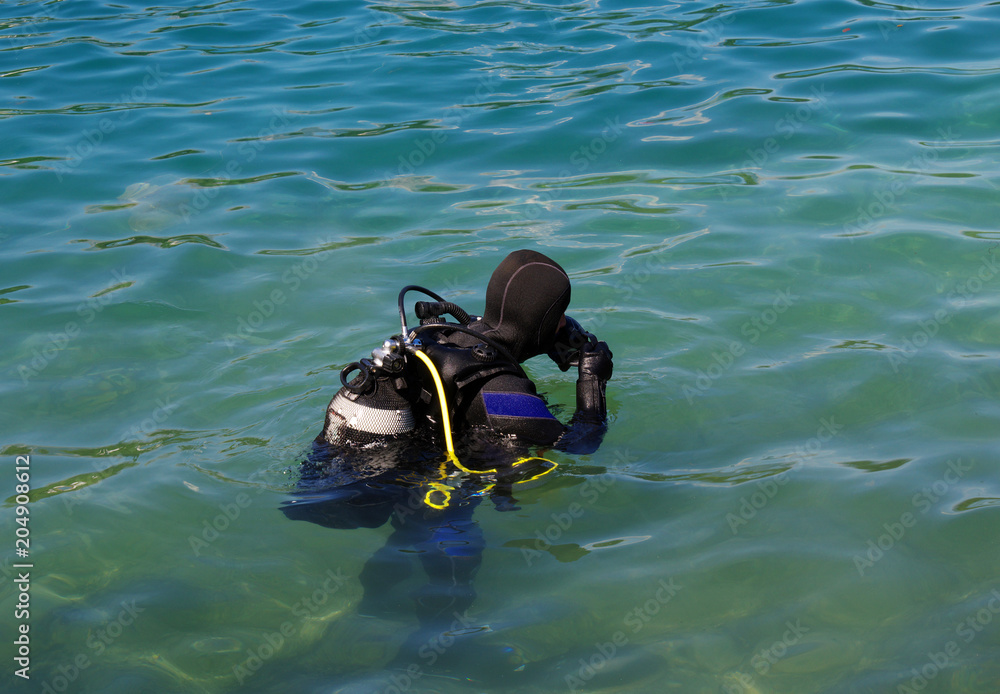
[321, 286, 525, 447]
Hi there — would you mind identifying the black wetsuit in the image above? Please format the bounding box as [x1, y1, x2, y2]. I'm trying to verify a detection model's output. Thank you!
[422, 320, 611, 455]
[281, 249, 614, 675]
[318, 249, 614, 454]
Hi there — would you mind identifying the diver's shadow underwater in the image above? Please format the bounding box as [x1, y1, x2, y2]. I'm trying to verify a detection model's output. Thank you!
[280, 438, 551, 671]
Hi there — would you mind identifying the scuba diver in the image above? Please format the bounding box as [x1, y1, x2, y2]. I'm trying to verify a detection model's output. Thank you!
[317, 248, 613, 453]
[280, 249, 613, 679]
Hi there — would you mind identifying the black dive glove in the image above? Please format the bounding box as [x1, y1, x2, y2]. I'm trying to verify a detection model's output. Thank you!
[576, 340, 613, 419]
[548, 316, 598, 371]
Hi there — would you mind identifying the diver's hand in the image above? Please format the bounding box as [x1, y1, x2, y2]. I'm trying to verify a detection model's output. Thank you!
[575, 341, 612, 421]
[549, 316, 597, 371]
[578, 341, 613, 383]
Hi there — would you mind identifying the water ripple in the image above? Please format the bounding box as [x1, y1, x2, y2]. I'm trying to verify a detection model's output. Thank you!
[0, 98, 239, 118]
[499, 170, 756, 189]
[0, 284, 31, 306]
[629, 88, 775, 128]
[723, 35, 854, 47]
[954, 496, 1000, 512]
[182, 171, 299, 187]
[777, 63, 1000, 79]
[73, 234, 228, 251]
[248, 118, 446, 140]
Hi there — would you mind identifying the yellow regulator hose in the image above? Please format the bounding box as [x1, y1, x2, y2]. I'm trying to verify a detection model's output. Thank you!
[410, 347, 557, 478]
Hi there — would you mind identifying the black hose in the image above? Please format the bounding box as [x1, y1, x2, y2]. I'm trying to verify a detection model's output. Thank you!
[414, 301, 471, 325]
[397, 285, 522, 376]
[397, 285, 446, 337]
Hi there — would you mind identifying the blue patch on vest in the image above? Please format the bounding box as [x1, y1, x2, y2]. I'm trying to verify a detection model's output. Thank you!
[483, 392, 556, 420]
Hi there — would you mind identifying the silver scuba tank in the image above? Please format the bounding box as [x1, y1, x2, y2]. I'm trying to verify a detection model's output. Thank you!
[322, 338, 416, 445]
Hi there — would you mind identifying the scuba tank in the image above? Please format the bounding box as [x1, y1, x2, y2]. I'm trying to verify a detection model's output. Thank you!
[321, 286, 526, 447]
[323, 337, 415, 445]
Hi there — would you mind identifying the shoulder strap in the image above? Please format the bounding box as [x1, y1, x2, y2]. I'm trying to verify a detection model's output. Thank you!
[453, 362, 522, 391]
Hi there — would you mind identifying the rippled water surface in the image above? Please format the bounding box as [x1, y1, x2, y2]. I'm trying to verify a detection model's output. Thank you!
[3, 0, 1000, 691]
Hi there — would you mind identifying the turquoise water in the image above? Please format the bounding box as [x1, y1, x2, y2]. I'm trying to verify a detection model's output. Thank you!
[3, 0, 1000, 691]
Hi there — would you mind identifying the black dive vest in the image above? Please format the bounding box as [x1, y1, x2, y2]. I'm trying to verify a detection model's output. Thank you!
[418, 327, 523, 431]
[321, 325, 522, 446]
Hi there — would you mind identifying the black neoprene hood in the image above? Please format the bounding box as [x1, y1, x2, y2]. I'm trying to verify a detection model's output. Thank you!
[480, 249, 572, 363]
